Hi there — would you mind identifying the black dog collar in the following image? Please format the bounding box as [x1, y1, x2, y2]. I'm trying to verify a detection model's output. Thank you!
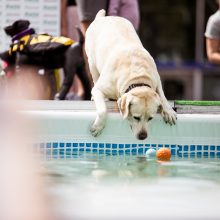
[125, 83, 151, 93]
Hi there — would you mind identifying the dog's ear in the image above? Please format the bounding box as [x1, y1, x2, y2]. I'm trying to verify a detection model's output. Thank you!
[154, 93, 163, 114]
[117, 94, 132, 119]
[157, 104, 163, 113]
[4, 25, 14, 36]
[4, 20, 30, 36]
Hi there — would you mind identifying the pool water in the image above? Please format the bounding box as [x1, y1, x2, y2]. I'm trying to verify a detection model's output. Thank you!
[43, 153, 220, 220]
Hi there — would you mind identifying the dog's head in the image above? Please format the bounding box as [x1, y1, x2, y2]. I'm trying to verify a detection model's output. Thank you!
[118, 87, 162, 140]
[4, 20, 30, 37]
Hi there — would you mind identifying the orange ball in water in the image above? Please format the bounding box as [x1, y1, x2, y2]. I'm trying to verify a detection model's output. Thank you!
[156, 148, 171, 161]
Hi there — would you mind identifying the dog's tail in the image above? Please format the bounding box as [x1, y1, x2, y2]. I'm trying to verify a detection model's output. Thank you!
[95, 9, 106, 19]
[75, 26, 84, 45]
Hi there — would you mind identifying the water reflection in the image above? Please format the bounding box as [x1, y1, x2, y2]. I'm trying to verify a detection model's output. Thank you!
[43, 154, 220, 220]
[44, 153, 220, 184]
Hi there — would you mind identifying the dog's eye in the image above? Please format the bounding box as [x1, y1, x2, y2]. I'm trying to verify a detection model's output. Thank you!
[148, 117, 153, 121]
[133, 116, 141, 121]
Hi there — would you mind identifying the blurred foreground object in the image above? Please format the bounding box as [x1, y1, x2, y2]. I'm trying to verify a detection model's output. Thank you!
[0, 101, 53, 220]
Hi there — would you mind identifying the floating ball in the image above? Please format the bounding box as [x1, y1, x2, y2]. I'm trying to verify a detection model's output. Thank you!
[145, 148, 156, 158]
[156, 148, 171, 161]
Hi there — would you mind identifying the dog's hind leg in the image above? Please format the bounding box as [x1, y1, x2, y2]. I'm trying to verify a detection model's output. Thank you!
[87, 58, 100, 84]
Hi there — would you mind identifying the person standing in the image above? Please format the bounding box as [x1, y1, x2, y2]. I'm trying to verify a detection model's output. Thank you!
[60, 0, 85, 100]
[205, 0, 220, 64]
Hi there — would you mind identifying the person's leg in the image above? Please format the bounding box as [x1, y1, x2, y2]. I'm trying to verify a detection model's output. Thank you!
[75, 0, 108, 98]
[80, 21, 90, 35]
[76, 0, 108, 34]
[67, 5, 80, 41]
[67, 5, 84, 98]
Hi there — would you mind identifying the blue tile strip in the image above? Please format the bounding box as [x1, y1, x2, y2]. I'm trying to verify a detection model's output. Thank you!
[35, 142, 220, 158]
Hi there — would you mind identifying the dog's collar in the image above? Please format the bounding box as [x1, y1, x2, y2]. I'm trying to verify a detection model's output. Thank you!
[125, 83, 151, 93]
[12, 28, 35, 42]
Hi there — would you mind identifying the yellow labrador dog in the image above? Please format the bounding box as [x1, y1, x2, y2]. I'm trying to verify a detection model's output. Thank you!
[85, 10, 177, 140]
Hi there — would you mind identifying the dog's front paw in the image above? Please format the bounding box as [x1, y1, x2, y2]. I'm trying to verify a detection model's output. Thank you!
[90, 122, 105, 137]
[161, 107, 177, 125]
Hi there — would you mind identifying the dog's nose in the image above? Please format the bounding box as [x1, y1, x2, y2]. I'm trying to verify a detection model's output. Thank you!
[138, 131, 148, 140]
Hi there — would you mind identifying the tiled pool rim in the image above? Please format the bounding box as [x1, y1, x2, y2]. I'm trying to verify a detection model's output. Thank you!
[19, 101, 220, 158]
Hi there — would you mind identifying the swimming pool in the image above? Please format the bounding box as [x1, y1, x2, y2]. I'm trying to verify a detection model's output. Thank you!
[22, 100, 220, 219]
[44, 154, 220, 220]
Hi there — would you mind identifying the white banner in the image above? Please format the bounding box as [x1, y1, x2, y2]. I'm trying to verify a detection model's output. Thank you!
[0, 0, 60, 51]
